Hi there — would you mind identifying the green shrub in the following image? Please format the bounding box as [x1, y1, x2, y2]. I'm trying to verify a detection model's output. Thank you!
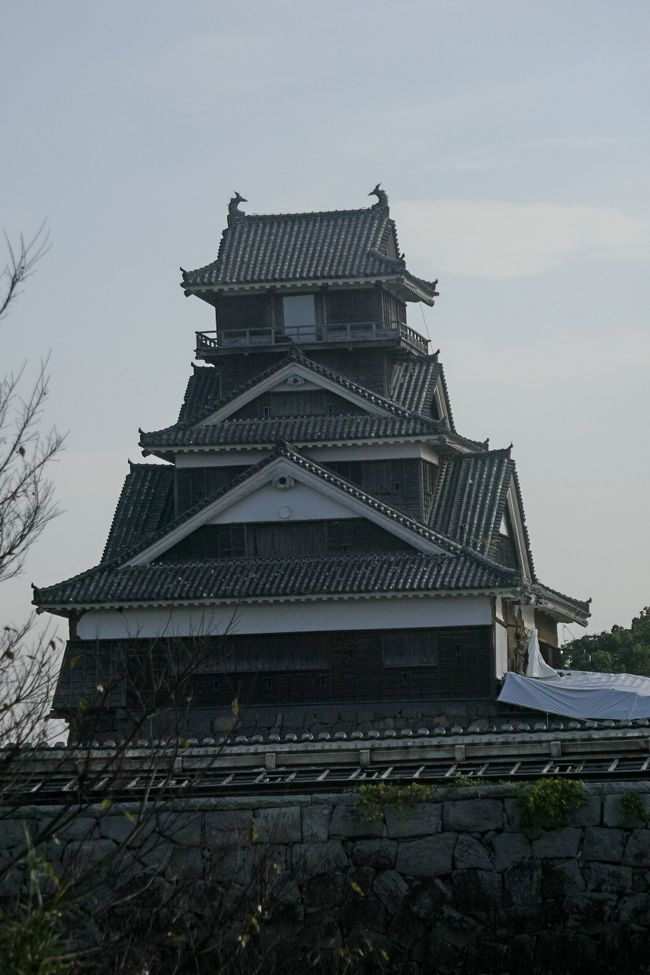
[621, 791, 649, 825]
[355, 782, 435, 822]
[448, 775, 487, 789]
[516, 777, 587, 832]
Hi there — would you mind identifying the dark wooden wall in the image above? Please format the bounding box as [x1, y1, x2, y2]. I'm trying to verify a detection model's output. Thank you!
[325, 458, 424, 519]
[158, 519, 416, 562]
[175, 466, 249, 515]
[230, 390, 361, 420]
[54, 626, 496, 723]
[186, 625, 495, 706]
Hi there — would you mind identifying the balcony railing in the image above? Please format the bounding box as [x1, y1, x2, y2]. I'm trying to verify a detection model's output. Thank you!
[195, 320, 429, 355]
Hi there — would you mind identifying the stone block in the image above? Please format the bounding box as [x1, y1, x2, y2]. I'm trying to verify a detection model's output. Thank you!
[351, 838, 397, 870]
[395, 834, 456, 878]
[167, 844, 205, 881]
[372, 869, 409, 914]
[495, 905, 543, 937]
[302, 804, 332, 843]
[582, 826, 625, 862]
[563, 892, 618, 934]
[291, 840, 348, 881]
[252, 806, 301, 844]
[503, 860, 542, 905]
[207, 845, 259, 888]
[535, 930, 599, 972]
[136, 839, 171, 873]
[269, 877, 304, 921]
[55, 817, 99, 843]
[204, 809, 252, 848]
[98, 814, 143, 845]
[453, 833, 493, 870]
[342, 875, 388, 932]
[442, 798, 503, 832]
[0, 817, 40, 850]
[624, 828, 650, 868]
[507, 933, 536, 971]
[384, 802, 441, 839]
[542, 859, 585, 898]
[571, 795, 602, 826]
[503, 797, 523, 831]
[531, 827, 581, 859]
[330, 802, 385, 838]
[302, 870, 345, 914]
[157, 812, 203, 847]
[451, 868, 502, 914]
[62, 838, 117, 874]
[618, 892, 650, 925]
[604, 792, 650, 828]
[585, 862, 632, 894]
[490, 832, 531, 871]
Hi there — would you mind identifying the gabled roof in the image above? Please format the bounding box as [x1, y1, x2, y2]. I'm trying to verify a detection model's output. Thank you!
[125, 442, 464, 565]
[35, 443, 521, 613]
[181, 202, 439, 303]
[34, 552, 520, 611]
[169, 348, 427, 430]
[430, 449, 516, 556]
[101, 465, 174, 563]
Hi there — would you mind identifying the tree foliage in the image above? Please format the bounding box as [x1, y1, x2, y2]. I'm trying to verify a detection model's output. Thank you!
[562, 606, 650, 676]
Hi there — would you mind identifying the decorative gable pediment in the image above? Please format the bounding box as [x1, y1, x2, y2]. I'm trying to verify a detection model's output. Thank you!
[124, 449, 449, 567]
[197, 361, 395, 425]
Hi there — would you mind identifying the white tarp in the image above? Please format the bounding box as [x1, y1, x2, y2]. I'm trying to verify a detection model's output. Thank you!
[525, 627, 558, 679]
[497, 627, 650, 720]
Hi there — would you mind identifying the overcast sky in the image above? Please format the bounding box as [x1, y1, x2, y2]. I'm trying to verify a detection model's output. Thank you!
[2, 0, 649, 641]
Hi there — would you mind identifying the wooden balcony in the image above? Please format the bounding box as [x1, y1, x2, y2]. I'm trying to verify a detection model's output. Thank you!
[195, 321, 429, 357]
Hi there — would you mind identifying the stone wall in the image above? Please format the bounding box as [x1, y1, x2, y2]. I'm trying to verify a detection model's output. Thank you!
[2, 782, 650, 973]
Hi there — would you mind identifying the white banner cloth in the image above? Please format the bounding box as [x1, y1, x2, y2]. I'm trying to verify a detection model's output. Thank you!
[498, 670, 650, 720]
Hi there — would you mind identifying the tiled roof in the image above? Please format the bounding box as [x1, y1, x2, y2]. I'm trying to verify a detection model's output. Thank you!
[510, 464, 537, 580]
[35, 443, 513, 611]
[177, 367, 222, 425]
[430, 451, 539, 581]
[533, 580, 591, 619]
[101, 465, 174, 563]
[389, 355, 459, 431]
[181, 205, 437, 302]
[430, 450, 514, 557]
[139, 441, 470, 562]
[390, 356, 440, 414]
[142, 415, 440, 451]
[34, 552, 519, 609]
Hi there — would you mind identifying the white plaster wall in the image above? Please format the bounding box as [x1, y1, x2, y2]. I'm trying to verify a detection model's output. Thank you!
[76, 595, 493, 641]
[495, 620, 509, 677]
[210, 481, 355, 523]
[174, 442, 440, 468]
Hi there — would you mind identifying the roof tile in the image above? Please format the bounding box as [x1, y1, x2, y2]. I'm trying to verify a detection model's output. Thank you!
[35, 552, 518, 608]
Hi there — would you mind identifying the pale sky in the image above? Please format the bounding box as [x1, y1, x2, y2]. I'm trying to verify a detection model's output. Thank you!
[2, 0, 649, 641]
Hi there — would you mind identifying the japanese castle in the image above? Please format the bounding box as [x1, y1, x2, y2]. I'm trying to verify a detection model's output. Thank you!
[35, 187, 590, 739]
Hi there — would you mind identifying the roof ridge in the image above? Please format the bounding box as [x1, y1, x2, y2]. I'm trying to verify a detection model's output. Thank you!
[235, 206, 382, 221]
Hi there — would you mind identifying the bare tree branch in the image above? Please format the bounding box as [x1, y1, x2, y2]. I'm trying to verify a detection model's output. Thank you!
[0, 222, 51, 321]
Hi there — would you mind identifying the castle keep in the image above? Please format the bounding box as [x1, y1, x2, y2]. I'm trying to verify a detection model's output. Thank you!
[34, 187, 589, 737]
